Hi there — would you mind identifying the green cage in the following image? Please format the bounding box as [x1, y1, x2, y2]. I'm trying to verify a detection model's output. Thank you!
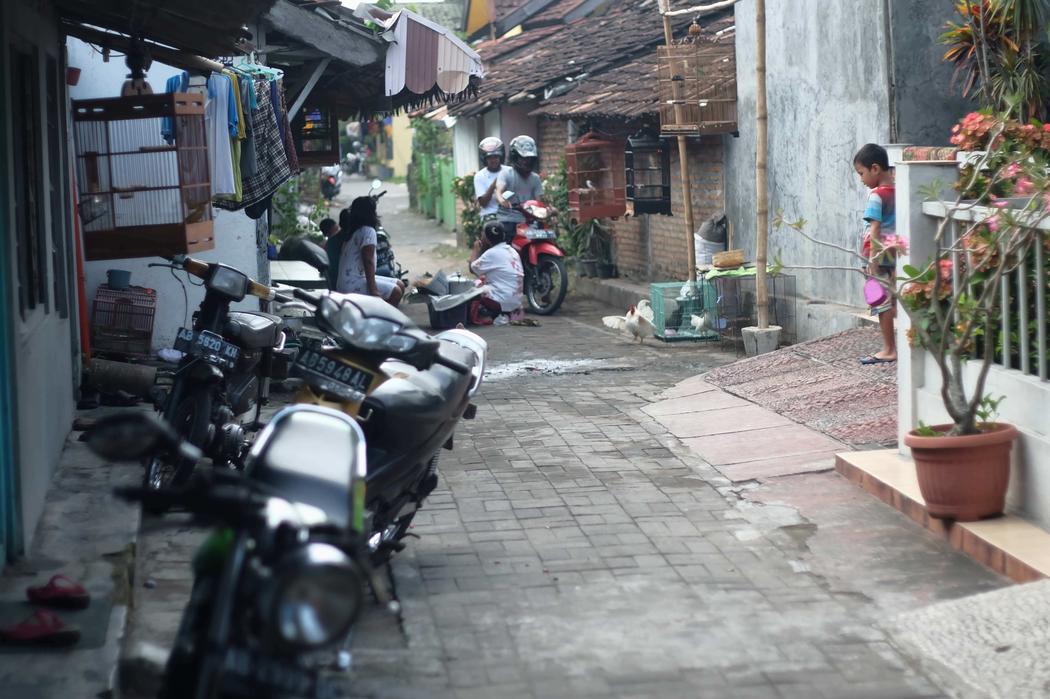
[649, 280, 720, 342]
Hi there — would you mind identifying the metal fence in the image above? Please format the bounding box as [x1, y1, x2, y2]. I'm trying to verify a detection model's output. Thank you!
[923, 201, 1050, 381]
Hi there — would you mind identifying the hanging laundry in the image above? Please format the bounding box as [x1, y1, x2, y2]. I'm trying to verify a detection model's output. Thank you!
[161, 71, 238, 198]
[238, 76, 258, 178]
[216, 78, 290, 212]
[277, 82, 301, 175]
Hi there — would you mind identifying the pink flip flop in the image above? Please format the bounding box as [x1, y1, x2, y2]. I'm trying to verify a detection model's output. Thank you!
[0, 609, 81, 647]
[26, 574, 91, 609]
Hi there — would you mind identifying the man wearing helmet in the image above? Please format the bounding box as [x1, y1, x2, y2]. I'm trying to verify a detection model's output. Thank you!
[495, 134, 546, 239]
[474, 136, 508, 219]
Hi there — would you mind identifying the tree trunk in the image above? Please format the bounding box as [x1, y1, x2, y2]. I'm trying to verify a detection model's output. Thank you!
[755, 0, 769, 328]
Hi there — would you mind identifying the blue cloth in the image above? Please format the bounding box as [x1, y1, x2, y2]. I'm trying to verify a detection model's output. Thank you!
[161, 72, 238, 142]
[863, 186, 895, 233]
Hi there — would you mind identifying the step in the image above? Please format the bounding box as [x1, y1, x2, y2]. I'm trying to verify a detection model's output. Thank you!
[836, 449, 1050, 583]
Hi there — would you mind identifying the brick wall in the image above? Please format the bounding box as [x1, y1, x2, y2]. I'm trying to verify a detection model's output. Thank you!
[537, 116, 725, 281]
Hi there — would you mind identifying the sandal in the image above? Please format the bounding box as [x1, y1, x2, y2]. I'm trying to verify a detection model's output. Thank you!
[26, 574, 91, 609]
[0, 609, 81, 647]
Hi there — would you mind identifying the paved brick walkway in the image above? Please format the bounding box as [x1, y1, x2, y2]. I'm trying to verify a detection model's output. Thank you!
[344, 304, 1004, 699]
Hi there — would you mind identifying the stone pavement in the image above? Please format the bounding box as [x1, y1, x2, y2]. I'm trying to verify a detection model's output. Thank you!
[340, 300, 1007, 699]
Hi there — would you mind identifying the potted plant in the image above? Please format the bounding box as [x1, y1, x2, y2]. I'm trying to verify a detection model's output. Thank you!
[897, 110, 1050, 520]
[777, 109, 1049, 520]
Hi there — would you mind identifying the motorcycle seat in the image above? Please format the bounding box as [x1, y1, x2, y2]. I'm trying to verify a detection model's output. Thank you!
[226, 311, 282, 350]
[368, 342, 475, 423]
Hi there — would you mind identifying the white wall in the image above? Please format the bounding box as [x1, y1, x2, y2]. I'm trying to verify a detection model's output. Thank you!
[67, 38, 266, 352]
[453, 116, 479, 176]
[5, 1, 76, 547]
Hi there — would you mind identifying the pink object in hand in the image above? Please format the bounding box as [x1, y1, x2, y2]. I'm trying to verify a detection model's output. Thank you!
[864, 278, 888, 307]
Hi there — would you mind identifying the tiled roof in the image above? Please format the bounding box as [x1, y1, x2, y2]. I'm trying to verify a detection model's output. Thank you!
[531, 19, 735, 120]
[450, 2, 733, 117]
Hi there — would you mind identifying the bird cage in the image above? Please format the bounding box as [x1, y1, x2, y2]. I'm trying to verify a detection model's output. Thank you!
[649, 280, 720, 343]
[565, 132, 626, 220]
[657, 37, 737, 136]
[713, 273, 797, 353]
[625, 129, 671, 216]
[72, 93, 214, 260]
[291, 103, 339, 167]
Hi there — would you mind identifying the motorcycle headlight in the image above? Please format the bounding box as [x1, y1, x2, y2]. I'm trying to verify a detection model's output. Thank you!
[272, 543, 363, 649]
[207, 264, 248, 301]
[329, 302, 417, 353]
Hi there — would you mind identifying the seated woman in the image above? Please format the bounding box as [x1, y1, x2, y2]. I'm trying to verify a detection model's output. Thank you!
[336, 196, 404, 306]
[468, 221, 524, 325]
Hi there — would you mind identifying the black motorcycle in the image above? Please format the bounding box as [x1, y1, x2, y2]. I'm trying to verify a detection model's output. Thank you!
[147, 255, 295, 491]
[368, 179, 406, 283]
[88, 407, 391, 699]
[285, 289, 486, 563]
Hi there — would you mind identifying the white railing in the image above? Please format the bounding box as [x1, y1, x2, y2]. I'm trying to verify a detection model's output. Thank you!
[921, 200, 1050, 382]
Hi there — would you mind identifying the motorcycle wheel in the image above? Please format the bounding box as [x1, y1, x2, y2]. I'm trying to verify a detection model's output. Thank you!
[525, 254, 568, 315]
[144, 389, 213, 492]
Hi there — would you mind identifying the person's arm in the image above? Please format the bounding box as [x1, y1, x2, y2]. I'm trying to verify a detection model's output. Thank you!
[475, 173, 498, 208]
[863, 191, 884, 271]
[470, 246, 490, 280]
[361, 244, 380, 296]
[495, 171, 510, 208]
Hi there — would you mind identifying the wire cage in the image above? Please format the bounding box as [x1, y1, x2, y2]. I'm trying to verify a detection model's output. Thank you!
[712, 274, 797, 353]
[73, 93, 214, 261]
[625, 130, 672, 216]
[657, 38, 737, 136]
[291, 103, 340, 167]
[649, 280, 721, 342]
[566, 132, 626, 220]
[91, 285, 157, 358]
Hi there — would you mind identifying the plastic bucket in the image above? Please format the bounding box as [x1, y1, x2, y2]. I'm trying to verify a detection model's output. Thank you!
[107, 269, 131, 290]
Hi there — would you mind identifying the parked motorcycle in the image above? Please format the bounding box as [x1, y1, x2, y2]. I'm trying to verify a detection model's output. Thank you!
[147, 255, 295, 491]
[87, 407, 392, 699]
[320, 165, 342, 201]
[503, 192, 568, 314]
[285, 288, 486, 563]
[367, 179, 407, 283]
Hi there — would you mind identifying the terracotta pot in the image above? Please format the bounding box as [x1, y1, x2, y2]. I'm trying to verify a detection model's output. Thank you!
[904, 423, 1018, 521]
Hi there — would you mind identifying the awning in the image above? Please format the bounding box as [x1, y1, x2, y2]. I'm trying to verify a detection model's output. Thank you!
[355, 5, 484, 101]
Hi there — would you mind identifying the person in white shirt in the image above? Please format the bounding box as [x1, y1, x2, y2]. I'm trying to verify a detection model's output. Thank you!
[468, 220, 524, 324]
[474, 136, 509, 220]
[336, 196, 404, 306]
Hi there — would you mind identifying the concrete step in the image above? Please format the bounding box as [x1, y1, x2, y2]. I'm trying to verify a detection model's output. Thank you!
[836, 449, 1050, 582]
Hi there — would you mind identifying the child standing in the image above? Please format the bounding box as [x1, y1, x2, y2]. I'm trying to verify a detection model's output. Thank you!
[853, 143, 897, 364]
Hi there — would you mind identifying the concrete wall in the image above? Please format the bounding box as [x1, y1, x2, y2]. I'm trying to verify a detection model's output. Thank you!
[3, 1, 76, 548]
[453, 116, 480, 176]
[67, 38, 267, 352]
[725, 0, 892, 342]
[726, 0, 975, 342]
[389, 112, 414, 179]
[498, 103, 537, 148]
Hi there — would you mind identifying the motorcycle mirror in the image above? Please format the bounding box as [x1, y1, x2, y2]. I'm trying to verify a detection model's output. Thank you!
[371, 178, 383, 191]
[87, 412, 200, 463]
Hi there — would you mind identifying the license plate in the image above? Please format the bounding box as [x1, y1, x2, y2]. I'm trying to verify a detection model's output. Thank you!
[174, 327, 240, 368]
[294, 348, 374, 395]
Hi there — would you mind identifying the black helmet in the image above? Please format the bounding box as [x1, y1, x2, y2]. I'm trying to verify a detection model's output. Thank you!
[478, 136, 504, 166]
[508, 135, 538, 169]
[483, 219, 506, 244]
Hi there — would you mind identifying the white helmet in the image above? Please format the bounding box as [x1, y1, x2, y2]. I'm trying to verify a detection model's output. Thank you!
[478, 136, 504, 165]
[508, 135, 538, 165]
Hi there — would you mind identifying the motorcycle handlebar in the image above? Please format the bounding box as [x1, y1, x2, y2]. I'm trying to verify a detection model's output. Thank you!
[167, 255, 281, 302]
[114, 482, 267, 521]
[293, 287, 322, 306]
[435, 352, 471, 375]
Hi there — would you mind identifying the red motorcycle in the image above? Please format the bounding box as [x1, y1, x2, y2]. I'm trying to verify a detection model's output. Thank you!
[506, 196, 568, 315]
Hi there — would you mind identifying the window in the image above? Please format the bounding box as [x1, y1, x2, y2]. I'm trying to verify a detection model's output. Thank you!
[46, 55, 69, 319]
[10, 45, 49, 317]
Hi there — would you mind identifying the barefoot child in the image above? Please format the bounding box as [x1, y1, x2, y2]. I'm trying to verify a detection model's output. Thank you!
[854, 143, 897, 364]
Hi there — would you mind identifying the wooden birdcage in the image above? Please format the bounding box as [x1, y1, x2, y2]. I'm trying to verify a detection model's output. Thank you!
[291, 103, 340, 167]
[657, 38, 737, 136]
[625, 130, 671, 216]
[565, 132, 626, 220]
[73, 93, 214, 261]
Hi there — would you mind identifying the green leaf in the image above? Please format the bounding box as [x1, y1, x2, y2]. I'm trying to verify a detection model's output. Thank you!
[903, 264, 922, 278]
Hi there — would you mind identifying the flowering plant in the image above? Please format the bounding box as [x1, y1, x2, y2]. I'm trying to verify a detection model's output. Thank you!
[899, 110, 1050, 434]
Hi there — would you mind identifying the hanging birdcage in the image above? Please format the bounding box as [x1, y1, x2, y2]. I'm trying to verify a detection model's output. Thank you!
[657, 37, 737, 136]
[73, 92, 214, 260]
[565, 132, 627, 220]
[291, 102, 340, 167]
[625, 129, 671, 216]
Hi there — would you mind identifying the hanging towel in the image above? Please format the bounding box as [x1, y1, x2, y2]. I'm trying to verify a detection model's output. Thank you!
[277, 82, 300, 175]
[239, 77, 258, 178]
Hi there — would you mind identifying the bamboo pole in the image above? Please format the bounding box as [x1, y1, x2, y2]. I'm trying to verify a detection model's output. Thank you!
[754, 0, 769, 328]
[659, 1, 697, 283]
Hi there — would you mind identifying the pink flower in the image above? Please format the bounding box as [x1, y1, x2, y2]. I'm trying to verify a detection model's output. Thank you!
[881, 234, 909, 254]
[1015, 177, 1035, 195]
[1002, 162, 1021, 178]
[986, 215, 1000, 232]
[993, 199, 1009, 209]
